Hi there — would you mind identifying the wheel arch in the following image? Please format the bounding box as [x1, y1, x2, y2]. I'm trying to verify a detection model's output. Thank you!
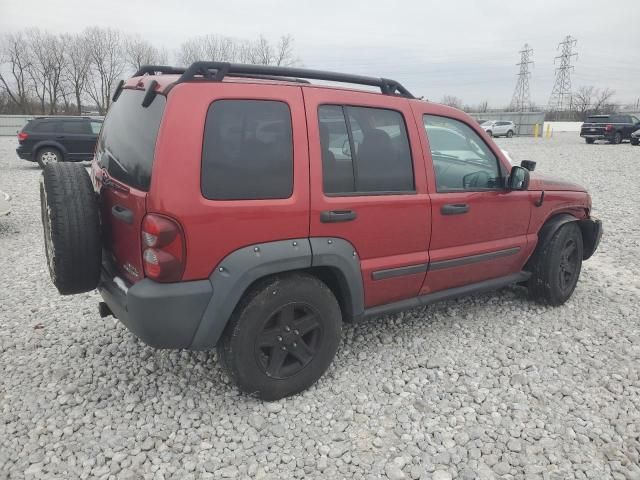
[189, 237, 364, 350]
[34, 141, 67, 159]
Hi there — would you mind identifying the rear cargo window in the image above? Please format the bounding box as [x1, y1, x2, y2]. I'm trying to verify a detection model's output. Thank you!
[586, 116, 609, 124]
[201, 100, 293, 200]
[30, 121, 55, 133]
[96, 89, 165, 191]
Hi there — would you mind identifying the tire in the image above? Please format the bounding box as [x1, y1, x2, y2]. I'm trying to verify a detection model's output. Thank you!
[528, 222, 583, 306]
[40, 163, 101, 295]
[218, 273, 342, 401]
[585, 138, 595, 144]
[37, 147, 62, 168]
[506, 130, 514, 138]
[631, 138, 639, 146]
[610, 132, 622, 144]
[486, 130, 493, 137]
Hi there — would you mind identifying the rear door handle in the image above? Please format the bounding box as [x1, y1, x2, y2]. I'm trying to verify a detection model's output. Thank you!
[112, 205, 133, 224]
[320, 210, 357, 223]
[441, 203, 469, 215]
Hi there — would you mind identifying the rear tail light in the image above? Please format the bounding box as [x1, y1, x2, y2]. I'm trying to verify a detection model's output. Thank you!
[141, 214, 185, 282]
[605, 124, 613, 132]
[18, 132, 28, 142]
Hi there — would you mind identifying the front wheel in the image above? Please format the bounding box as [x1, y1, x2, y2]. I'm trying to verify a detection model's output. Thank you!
[486, 130, 493, 137]
[506, 130, 514, 138]
[218, 273, 342, 400]
[528, 222, 583, 306]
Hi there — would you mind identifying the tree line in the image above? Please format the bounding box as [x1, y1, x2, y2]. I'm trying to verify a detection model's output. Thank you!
[440, 86, 629, 120]
[0, 28, 298, 115]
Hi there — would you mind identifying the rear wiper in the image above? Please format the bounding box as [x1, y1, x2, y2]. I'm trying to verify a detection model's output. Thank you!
[105, 148, 128, 174]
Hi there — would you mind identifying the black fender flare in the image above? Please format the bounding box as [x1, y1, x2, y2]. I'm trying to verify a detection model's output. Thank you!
[189, 237, 364, 350]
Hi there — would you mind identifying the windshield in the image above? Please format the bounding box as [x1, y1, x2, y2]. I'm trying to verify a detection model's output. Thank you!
[96, 89, 165, 191]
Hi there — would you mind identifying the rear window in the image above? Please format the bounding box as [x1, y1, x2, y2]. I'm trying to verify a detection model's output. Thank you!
[201, 100, 293, 200]
[586, 116, 609, 124]
[96, 89, 165, 191]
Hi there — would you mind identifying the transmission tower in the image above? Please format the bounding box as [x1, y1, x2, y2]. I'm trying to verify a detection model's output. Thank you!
[510, 44, 534, 112]
[548, 35, 578, 111]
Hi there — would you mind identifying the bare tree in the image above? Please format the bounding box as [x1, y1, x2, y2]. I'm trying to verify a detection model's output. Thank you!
[124, 35, 168, 72]
[85, 27, 125, 114]
[61, 33, 91, 114]
[571, 85, 595, 118]
[441, 95, 463, 110]
[0, 32, 33, 113]
[592, 88, 616, 114]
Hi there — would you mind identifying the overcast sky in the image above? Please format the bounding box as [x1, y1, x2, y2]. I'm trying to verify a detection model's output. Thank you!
[1, 0, 638, 106]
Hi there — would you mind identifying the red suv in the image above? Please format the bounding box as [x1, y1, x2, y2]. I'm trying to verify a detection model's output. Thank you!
[40, 62, 602, 400]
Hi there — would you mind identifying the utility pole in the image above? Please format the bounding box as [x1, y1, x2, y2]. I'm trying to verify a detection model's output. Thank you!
[510, 44, 534, 112]
[548, 35, 578, 111]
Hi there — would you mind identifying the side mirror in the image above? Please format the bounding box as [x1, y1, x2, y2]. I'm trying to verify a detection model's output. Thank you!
[520, 160, 536, 171]
[507, 166, 529, 191]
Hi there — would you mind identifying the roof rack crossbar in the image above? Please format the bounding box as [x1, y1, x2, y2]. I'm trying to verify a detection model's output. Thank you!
[133, 65, 187, 77]
[174, 62, 414, 98]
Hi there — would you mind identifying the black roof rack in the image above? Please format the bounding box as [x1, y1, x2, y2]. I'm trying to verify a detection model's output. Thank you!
[132, 62, 414, 98]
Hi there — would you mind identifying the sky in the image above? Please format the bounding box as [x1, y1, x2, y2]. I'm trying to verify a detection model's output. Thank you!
[1, 0, 638, 107]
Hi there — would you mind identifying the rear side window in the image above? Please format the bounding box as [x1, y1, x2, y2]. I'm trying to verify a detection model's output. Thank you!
[318, 105, 414, 195]
[201, 100, 293, 200]
[96, 89, 165, 191]
[30, 121, 55, 133]
[60, 121, 90, 134]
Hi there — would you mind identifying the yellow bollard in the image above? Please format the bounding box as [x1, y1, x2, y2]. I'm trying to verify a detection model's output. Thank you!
[546, 124, 551, 139]
[533, 124, 539, 138]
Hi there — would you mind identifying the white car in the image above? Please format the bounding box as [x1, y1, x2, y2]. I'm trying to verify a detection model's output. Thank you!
[0, 191, 10, 217]
[481, 120, 516, 138]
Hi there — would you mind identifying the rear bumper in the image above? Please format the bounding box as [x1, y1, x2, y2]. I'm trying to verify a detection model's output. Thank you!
[579, 217, 603, 260]
[16, 147, 33, 161]
[98, 268, 213, 349]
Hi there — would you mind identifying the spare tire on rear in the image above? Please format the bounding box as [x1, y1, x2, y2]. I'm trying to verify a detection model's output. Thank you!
[40, 163, 101, 295]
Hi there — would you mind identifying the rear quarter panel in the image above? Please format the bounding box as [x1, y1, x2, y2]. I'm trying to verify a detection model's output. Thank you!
[148, 82, 310, 281]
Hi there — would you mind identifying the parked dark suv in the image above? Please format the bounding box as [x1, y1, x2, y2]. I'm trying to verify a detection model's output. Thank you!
[17, 116, 103, 168]
[39, 62, 602, 400]
[580, 114, 640, 144]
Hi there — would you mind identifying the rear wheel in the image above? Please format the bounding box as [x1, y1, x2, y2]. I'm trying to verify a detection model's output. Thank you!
[506, 130, 514, 138]
[37, 147, 62, 168]
[528, 222, 583, 306]
[611, 132, 622, 144]
[40, 163, 101, 295]
[218, 273, 342, 400]
[585, 138, 595, 144]
[487, 130, 493, 137]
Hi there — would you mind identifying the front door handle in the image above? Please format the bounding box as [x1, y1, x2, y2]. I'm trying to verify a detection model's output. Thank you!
[320, 210, 357, 223]
[441, 203, 469, 215]
[112, 205, 133, 224]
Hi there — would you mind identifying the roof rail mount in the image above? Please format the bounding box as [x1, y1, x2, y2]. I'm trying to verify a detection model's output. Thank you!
[132, 62, 414, 98]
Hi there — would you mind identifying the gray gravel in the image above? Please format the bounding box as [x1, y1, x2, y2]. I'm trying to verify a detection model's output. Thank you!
[1, 133, 639, 480]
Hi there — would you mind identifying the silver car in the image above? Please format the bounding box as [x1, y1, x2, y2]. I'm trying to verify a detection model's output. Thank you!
[481, 120, 516, 138]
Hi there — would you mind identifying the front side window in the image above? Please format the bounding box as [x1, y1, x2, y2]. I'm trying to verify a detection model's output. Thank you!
[318, 105, 414, 195]
[201, 100, 293, 200]
[423, 115, 503, 192]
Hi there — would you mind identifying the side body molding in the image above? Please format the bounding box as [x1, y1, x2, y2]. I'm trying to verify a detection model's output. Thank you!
[189, 237, 365, 350]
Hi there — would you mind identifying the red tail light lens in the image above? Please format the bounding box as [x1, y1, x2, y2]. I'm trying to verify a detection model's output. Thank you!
[605, 124, 613, 132]
[141, 214, 185, 282]
[18, 132, 28, 142]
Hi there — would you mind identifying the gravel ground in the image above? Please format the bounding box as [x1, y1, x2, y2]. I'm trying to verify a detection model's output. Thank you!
[0, 133, 639, 480]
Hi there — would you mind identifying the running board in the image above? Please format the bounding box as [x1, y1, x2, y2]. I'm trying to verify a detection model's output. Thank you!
[363, 271, 531, 319]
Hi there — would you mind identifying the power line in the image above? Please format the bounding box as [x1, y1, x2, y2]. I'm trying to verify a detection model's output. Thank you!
[510, 44, 533, 112]
[548, 35, 578, 111]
